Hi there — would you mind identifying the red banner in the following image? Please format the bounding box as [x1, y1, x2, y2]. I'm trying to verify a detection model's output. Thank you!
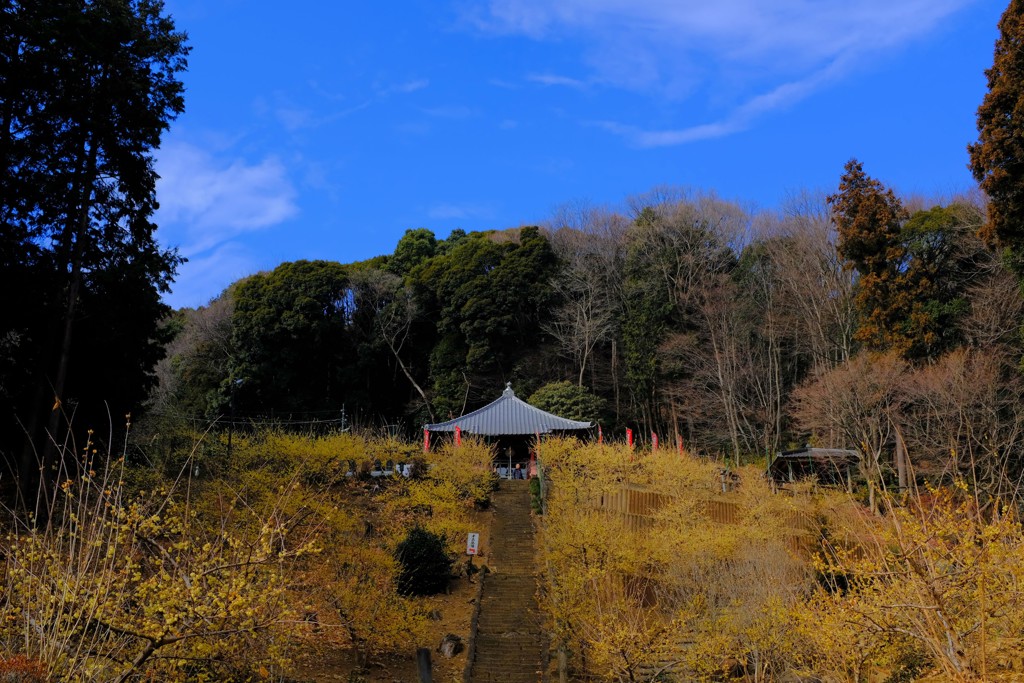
[678, 436, 684, 455]
[626, 428, 634, 450]
[651, 432, 659, 450]
[455, 425, 462, 447]
[598, 425, 603, 444]
[423, 429, 430, 453]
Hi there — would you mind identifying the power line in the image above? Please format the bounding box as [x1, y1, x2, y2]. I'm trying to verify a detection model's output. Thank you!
[146, 410, 349, 428]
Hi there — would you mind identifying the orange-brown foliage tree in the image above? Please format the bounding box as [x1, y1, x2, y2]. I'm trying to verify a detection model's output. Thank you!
[829, 160, 912, 355]
[969, 0, 1024, 270]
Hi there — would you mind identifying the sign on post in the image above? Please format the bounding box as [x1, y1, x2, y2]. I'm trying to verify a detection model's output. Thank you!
[466, 532, 480, 556]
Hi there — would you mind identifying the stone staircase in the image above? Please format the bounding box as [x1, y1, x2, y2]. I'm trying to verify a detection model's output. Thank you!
[466, 479, 547, 683]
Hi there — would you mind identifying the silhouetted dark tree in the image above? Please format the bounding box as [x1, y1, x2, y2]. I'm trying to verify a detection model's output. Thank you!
[0, 0, 189, 507]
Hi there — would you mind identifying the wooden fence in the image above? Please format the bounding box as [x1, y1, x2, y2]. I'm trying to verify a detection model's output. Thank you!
[594, 483, 819, 554]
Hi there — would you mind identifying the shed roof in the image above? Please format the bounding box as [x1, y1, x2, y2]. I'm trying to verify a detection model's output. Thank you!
[773, 448, 860, 464]
[768, 447, 860, 484]
[424, 383, 593, 436]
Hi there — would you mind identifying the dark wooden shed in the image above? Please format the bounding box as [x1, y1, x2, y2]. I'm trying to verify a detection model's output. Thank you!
[768, 447, 860, 487]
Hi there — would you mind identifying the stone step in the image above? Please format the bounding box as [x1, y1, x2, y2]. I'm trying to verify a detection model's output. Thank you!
[481, 576, 536, 593]
[474, 637, 545, 656]
[480, 595, 538, 608]
[472, 671, 543, 681]
[474, 656, 545, 664]
[477, 619, 543, 633]
[467, 482, 546, 683]
[478, 610, 542, 629]
[479, 602, 539, 615]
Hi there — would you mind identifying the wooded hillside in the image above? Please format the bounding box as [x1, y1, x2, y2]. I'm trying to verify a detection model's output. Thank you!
[146, 179, 1021, 504]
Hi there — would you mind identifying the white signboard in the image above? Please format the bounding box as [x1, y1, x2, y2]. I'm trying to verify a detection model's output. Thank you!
[466, 532, 480, 556]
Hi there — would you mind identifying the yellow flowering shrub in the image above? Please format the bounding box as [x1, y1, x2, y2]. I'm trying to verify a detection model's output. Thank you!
[812, 484, 1024, 681]
[0, 456, 314, 681]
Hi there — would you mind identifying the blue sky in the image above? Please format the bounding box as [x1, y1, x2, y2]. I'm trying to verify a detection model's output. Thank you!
[155, 0, 1006, 308]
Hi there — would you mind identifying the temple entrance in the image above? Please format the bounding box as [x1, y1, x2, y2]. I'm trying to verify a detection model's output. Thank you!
[494, 437, 534, 480]
[423, 383, 592, 479]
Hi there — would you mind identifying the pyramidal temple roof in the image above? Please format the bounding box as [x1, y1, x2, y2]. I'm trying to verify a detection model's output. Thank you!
[424, 383, 593, 436]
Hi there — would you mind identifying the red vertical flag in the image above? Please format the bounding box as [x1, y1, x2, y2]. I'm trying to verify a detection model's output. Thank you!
[598, 425, 603, 444]
[455, 425, 462, 447]
[423, 429, 430, 453]
[626, 428, 634, 450]
[678, 436, 684, 456]
[651, 432, 659, 450]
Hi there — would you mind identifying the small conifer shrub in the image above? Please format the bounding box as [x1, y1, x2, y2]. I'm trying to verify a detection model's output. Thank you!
[395, 527, 454, 596]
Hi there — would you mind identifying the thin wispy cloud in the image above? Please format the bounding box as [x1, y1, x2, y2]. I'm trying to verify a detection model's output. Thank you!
[488, 78, 522, 90]
[269, 93, 372, 132]
[471, 0, 975, 144]
[421, 105, 479, 119]
[156, 139, 299, 256]
[377, 78, 430, 96]
[428, 202, 496, 220]
[268, 78, 425, 133]
[275, 106, 315, 131]
[474, 0, 971, 63]
[597, 55, 854, 147]
[528, 73, 589, 89]
[165, 242, 258, 308]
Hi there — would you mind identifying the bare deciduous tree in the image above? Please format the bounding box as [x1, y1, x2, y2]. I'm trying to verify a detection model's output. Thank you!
[546, 203, 629, 399]
[763, 191, 856, 373]
[963, 268, 1024, 348]
[901, 348, 1024, 503]
[150, 290, 235, 417]
[792, 352, 908, 508]
[350, 269, 434, 421]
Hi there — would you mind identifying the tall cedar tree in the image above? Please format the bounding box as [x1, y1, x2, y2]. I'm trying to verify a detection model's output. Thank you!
[0, 0, 188, 508]
[969, 0, 1024, 267]
[829, 160, 912, 355]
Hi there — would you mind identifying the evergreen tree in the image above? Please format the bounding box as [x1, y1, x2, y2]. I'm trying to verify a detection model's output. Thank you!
[413, 227, 559, 416]
[386, 228, 437, 277]
[969, 0, 1024, 269]
[528, 381, 604, 423]
[832, 161, 990, 360]
[0, 0, 189, 505]
[230, 260, 355, 417]
[829, 160, 911, 355]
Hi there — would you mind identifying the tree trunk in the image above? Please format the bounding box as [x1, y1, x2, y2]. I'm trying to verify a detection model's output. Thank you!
[611, 339, 620, 422]
[36, 130, 98, 525]
[894, 424, 909, 492]
[387, 341, 435, 422]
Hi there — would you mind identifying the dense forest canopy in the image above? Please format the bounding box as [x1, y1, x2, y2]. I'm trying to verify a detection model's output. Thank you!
[147, 178, 1021, 502]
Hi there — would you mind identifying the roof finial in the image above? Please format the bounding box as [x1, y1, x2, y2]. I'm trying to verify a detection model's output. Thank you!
[503, 382, 514, 397]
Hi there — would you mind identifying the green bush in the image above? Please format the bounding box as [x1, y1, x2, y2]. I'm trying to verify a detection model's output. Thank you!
[394, 527, 454, 596]
[529, 476, 542, 515]
[527, 381, 604, 423]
